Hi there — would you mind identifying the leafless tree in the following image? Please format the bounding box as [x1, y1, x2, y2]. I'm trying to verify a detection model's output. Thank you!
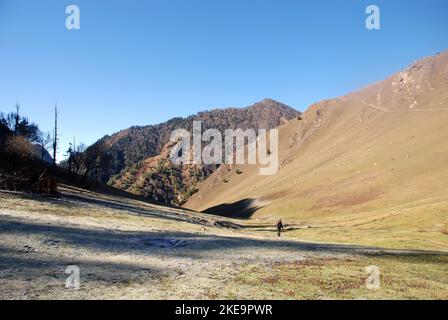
[52, 104, 59, 166]
[36, 131, 52, 161]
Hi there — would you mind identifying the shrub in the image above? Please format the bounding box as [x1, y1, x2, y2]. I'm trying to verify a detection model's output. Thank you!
[4, 136, 34, 160]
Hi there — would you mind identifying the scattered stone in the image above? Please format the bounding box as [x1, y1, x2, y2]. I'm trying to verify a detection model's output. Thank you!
[192, 218, 211, 227]
[142, 238, 187, 248]
[0, 270, 11, 279]
[18, 245, 35, 253]
[214, 221, 241, 229]
[42, 239, 60, 246]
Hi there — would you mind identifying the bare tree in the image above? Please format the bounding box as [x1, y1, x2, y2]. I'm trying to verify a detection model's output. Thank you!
[73, 143, 87, 175]
[1, 104, 40, 142]
[76, 143, 86, 154]
[14, 103, 20, 135]
[36, 131, 52, 161]
[52, 104, 59, 166]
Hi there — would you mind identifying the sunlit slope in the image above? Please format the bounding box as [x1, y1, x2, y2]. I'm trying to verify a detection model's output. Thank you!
[184, 51, 448, 250]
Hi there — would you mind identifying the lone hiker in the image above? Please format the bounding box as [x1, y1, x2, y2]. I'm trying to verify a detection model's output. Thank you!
[277, 219, 284, 237]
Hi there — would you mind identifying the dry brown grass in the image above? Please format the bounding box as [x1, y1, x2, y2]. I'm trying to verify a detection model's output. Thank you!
[184, 51, 448, 252]
[219, 255, 448, 300]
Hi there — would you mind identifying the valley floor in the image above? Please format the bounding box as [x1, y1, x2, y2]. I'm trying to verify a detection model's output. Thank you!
[0, 187, 447, 299]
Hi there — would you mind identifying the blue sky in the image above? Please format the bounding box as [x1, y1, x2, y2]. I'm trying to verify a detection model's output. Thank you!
[0, 0, 447, 159]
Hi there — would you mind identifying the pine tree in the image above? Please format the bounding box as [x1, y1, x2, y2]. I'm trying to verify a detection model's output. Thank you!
[65, 143, 74, 174]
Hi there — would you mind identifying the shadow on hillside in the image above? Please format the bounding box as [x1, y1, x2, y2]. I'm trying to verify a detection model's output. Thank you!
[2, 190, 211, 227]
[0, 245, 163, 286]
[204, 198, 262, 219]
[1, 216, 446, 263]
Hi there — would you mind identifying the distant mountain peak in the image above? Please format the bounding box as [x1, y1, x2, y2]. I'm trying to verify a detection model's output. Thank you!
[250, 98, 299, 117]
[259, 98, 279, 104]
[255, 98, 290, 107]
[85, 99, 299, 204]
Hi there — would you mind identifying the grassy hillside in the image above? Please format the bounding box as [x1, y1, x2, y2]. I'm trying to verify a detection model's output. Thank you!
[184, 51, 448, 251]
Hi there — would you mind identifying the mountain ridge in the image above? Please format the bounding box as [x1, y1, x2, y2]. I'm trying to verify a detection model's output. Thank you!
[183, 50, 448, 249]
[83, 98, 300, 204]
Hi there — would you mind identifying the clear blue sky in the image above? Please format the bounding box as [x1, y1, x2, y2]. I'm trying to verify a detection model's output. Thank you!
[1, 0, 447, 160]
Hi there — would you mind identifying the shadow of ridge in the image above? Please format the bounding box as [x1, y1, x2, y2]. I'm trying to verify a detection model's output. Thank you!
[0, 245, 163, 284]
[204, 198, 262, 219]
[2, 216, 447, 261]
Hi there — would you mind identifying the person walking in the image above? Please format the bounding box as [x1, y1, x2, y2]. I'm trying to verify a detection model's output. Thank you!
[277, 219, 284, 237]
